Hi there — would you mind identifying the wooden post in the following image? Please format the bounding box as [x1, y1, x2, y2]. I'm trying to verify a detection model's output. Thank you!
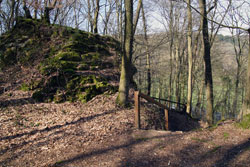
[164, 109, 169, 130]
[134, 91, 140, 129]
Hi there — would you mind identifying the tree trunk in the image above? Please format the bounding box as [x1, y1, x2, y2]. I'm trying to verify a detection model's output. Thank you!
[22, 0, 32, 19]
[175, 40, 180, 109]
[7, 0, 16, 30]
[87, 0, 93, 32]
[186, 0, 193, 115]
[233, 60, 240, 116]
[168, 1, 174, 108]
[133, 0, 142, 35]
[93, 0, 100, 33]
[44, 7, 51, 24]
[103, 1, 113, 35]
[117, 0, 133, 106]
[34, 0, 38, 19]
[199, 0, 214, 125]
[141, 2, 151, 96]
[241, 29, 250, 118]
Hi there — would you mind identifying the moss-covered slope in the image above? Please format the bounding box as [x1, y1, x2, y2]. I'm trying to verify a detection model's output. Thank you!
[0, 18, 121, 103]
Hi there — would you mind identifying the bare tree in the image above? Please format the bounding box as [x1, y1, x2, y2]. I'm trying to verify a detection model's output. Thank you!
[141, 0, 151, 96]
[186, 0, 193, 114]
[199, 0, 214, 125]
[93, 0, 99, 33]
[117, 0, 133, 106]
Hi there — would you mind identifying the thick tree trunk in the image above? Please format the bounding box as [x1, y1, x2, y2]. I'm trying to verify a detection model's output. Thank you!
[199, 0, 214, 125]
[44, 7, 51, 24]
[22, 0, 32, 19]
[93, 0, 100, 33]
[117, 0, 133, 106]
[186, 0, 193, 115]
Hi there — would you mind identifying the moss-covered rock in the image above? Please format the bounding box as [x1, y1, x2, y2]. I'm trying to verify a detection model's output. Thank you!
[0, 17, 121, 103]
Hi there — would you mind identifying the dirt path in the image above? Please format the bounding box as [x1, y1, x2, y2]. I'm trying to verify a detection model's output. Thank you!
[0, 89, 250, 167]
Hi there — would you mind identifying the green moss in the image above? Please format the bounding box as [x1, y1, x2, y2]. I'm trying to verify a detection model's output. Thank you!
[1, 18, 119, 104]
[237, 114, 250, 129]
[29, 79, 43, 90]
[53, 90, 65, 103]
[40, 57, 78, 75]
[77, 63, 89, 70]
[223, 132, 229, 140]
[20, 83, 29, 91]
[55, 51, 81, 61]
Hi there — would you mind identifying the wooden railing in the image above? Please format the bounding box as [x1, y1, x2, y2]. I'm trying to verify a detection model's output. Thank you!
[134, 91, 169, 130]
[151, 97, 187, 113]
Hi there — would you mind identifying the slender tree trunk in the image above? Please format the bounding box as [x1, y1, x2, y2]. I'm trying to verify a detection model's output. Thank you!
[103, 1, 113, 35]
[87, 0, 93, 32]
[199, 0, 214, 125]
[117, 0, 133, 106]
[141, 2, 151, 96]
[168, 1, 174, 108]
[7, 0, 16, 30]
[93, 0, 100, 33]
[168, 42, 173, 108]
[231, 30, 246, 118]
[119, 0, 123, 51]
[233, 62, 240, 116]
[34, 0, 38, 19]
[175, 40, 180, 108]
[186, 0, 193, 115]
[133, 0, 142, 35]
[241, 29, 250, 119]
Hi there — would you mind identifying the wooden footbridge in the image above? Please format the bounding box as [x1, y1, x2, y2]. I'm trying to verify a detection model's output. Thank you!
[134, 91, 187, 131]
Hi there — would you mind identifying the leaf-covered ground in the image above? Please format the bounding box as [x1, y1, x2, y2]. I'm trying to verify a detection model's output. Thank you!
[0, 86, 250, 167]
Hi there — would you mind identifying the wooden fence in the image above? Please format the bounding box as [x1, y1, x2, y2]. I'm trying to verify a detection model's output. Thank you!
[134, 91, 169, 130]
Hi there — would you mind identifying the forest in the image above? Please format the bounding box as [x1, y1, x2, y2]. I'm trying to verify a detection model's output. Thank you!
[0, 0, 250, 166]
[0, 0, 250, 124]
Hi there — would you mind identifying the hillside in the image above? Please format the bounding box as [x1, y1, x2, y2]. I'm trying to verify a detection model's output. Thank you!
[0, 18, 120, 103]
[0, 18, 250, 167]
[0, 89, 250, 167]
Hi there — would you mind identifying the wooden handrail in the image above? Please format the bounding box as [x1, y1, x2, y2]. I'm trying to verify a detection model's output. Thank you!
[151, 97, 186, 107]
[139, 92, 168, 110]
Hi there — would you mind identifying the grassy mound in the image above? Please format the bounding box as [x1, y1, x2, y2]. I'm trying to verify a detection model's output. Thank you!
[0, 18, 121, 103]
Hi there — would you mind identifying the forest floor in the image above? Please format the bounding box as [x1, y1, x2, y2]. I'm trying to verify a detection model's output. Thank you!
[0, 68, 250, 167]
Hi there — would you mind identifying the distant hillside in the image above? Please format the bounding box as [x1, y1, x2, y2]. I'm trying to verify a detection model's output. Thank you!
[0, 18, 121, 103]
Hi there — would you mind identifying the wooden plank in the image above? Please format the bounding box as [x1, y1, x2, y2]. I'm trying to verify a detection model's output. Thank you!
[134, 91, 140, 129]
[139, 92, 168, 110]
[164, 109, 169, 130]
